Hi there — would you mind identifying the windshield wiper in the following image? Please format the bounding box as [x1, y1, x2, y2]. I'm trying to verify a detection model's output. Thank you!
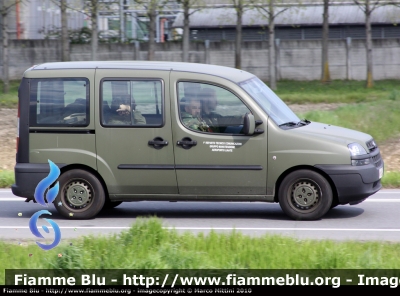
[279, 121, 298, 127]
[279, 119, 311, 128]
[298, 119, 311, 125]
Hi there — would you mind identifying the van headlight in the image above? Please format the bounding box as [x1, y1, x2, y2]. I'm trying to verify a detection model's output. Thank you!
[348, 143, 370, 166]
[348, 143, 367, 156]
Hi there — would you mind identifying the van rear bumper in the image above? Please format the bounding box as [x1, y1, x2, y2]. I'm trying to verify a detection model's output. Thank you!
[11, 163, 65, 200]
[315, 163, 383, 205]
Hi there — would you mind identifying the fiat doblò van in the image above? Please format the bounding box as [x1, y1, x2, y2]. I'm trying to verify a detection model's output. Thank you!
[12, 61, 384, 220]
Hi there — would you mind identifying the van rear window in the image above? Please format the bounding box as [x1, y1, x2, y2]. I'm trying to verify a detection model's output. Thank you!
[101, 79, 163, 127]
[29, 78, 89, 127]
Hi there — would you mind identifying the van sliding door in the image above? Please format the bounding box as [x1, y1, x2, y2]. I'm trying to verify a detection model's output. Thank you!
[95, 69, 178, 199]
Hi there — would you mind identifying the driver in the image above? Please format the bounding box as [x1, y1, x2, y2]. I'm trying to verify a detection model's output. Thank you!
[180, 96, 209, 132]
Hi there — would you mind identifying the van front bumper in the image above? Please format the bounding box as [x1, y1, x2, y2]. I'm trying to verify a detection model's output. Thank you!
[11, 163, 65, 200]
[315, 163, 383, 205]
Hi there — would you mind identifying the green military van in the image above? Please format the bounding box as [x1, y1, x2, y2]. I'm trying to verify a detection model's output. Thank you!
[12, 61, 384, 220]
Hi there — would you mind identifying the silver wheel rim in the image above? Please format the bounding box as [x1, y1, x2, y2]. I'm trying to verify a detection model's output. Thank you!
[288, 179, 321, 213]
[63, 179, 94, 212]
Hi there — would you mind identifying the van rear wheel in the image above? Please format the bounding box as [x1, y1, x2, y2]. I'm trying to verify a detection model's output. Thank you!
[278, 170, 332, 220]
[54, 169, 105, 219]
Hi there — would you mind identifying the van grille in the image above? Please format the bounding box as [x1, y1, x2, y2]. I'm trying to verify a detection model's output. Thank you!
[372, 155, 383, 168]
[366, 139, 382, 168]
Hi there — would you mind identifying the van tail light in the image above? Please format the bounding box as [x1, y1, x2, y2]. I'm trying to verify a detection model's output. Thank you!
[16, 102, 20, 153]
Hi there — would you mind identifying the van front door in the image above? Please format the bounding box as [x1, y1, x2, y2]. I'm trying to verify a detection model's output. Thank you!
[95, 69, 178, 199]
[170, 73, 268, 197]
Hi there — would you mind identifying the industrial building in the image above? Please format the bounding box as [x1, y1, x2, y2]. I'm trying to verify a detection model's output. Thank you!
[1, 1, 399, 42]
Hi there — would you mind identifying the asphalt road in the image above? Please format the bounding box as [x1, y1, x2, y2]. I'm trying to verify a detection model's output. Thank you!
[1, 189, 400, 242]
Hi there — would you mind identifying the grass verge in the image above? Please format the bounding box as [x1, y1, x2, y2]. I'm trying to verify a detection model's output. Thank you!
[297, 99, 400, 144]
[0, 170, 14, 188]
[381, 171, 400, 188]
[276, 79, 400, 104]
[0, 80, 21, 108]
[2, 218, 400, 285]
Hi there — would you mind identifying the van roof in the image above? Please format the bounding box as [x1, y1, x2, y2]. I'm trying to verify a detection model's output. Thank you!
[30, 61, 255, 84]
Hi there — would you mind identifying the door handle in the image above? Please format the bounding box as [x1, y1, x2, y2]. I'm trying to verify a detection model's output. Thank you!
[177, 137, 197, 149]
[148, 137, 168, 150]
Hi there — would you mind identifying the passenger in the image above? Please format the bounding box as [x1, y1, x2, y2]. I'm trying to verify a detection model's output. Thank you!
[200, 88, 223, 133]
[116, 103, 146, 125]
[201, 88, 246, 134]
[107, 96, 146, 125]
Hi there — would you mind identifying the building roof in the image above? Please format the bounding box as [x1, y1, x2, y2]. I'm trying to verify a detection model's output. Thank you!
[172, 4, 400, 28]
[28, 61, 255, 83]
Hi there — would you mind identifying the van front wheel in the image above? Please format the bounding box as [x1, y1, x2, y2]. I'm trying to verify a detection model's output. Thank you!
[278, 170, 332, 221]
[54, 169, 105, 219]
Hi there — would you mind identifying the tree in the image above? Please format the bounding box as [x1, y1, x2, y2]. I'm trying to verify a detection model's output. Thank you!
[177, 0, 204, 62]
[230, 0, 254, 70]
[134, 0, 169, 61]
[49, 0, 87, 60]
[0, 0, 26, 93]
[60, 0, 70, 61]
[48, 0, 114, 60]
[255, 0, 291, 90]
[59, 0, 101, 60]
[84, 0, 101, 61]
[181, 0, 191, 62]
[147, 0, 157, 61]
[62, 0, 109, 61]
[0, 1, 9, 93]
[321, 0, 331, 83]
[353, 0, 386, 88]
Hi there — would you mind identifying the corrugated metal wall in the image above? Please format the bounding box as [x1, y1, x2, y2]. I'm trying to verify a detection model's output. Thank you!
[191, 25, 400, 42]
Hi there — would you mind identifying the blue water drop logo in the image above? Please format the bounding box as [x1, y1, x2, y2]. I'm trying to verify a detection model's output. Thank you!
[29, 160, 62, 250]
[34, 160, 60, 207]
[29, 210, 61, 250]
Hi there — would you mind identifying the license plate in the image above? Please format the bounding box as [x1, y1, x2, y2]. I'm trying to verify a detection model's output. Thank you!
[379, 167, 384, 179]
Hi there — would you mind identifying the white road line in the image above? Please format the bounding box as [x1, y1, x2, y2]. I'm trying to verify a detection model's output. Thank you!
[0, 226, 130, 229]
[192, 228, 400, 231]
[365, 199, 400, 202]
[167, 227, 400, 232]
[1, 190, 400, 194]
[2, 198, 400, 202]
[1, 226, 400, 232]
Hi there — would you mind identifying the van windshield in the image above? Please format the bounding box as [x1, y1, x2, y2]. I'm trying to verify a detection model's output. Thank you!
[239, 77, 301, 126]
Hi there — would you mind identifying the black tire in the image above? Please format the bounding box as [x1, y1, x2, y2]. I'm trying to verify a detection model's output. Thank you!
[54, 169, 105, 219]
[102, 200, 123, 210]
[278, 170, 332, 221]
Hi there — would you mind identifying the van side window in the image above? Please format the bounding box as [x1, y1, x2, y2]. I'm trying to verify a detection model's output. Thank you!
[177, 82, 251, 134]
[101, 80, 163, 127]
[29, 78, 89, 127]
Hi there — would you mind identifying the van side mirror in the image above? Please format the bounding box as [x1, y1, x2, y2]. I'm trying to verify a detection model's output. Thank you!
[243, 113, 255, 135]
